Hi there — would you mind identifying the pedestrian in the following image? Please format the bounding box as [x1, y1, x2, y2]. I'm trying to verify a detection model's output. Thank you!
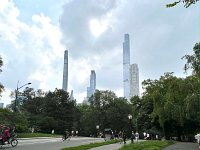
[64, 129, 69, 140]
[118, 131, 123, 144]
[143, 132, 146, 139]
[147, 133, 150, 140]
[156, 134, 158, 140]
[131, 131, 135, 143]
[51, 129, 54, 136]
[135, 131, 139, 142]
[122, 131, 127, 144]
[31, 128, 34, 133]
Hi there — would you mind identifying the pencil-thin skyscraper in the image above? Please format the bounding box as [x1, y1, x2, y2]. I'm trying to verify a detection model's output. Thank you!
[123, 34, 130, 100]
[90, 70, 96, 95]
[62, 50, 68, 92]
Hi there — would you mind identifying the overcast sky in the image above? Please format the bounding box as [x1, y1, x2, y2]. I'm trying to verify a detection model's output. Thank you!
[0, 0, 199, 106]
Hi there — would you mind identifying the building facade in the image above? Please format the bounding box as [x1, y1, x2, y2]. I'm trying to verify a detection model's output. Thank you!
[87, 70, 96, 98]
[62, 50, 68, 92]
[123, 34, 130, 100]
[130, 64, 140, 97]
[0, 103, 4, 108]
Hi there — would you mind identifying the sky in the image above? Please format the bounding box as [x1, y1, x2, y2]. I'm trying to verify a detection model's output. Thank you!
[0, 0, 199, 106]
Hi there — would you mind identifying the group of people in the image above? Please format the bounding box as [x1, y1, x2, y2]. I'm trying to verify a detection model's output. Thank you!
[195, 133, 200, 149]
[130, 131, 139, 143]
[111, 130, 138, 144]
[0, 124, 15, 145]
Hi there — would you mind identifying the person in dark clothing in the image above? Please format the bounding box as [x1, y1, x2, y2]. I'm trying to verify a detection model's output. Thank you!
[123, 131, 127, 144]
[64, 129, 69, 140]
[131, 131, 135, 143]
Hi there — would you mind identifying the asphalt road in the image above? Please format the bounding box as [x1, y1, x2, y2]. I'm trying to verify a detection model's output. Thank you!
[0, 137, 104, 150]
[163, 142, 199, 150]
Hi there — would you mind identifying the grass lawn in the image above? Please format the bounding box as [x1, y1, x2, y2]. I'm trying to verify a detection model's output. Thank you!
[17, 133, 61, 138]
[61, 140, 120, 150]
[119, 140, 174, 150]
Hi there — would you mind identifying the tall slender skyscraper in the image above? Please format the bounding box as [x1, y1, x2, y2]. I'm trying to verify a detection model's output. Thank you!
[87, 70, 96, 98]
[62, 50, 68, 92]
[90, 70, 96, 95]
[130, 64, 139, 97]
[123, 34, 130, 100]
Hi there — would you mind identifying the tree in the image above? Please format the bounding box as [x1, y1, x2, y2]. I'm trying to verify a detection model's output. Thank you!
[182, 42, 200, 76]
[0, 56, 4, 96]
[142, 72, 196, 140]
[166, 0, 199, 8]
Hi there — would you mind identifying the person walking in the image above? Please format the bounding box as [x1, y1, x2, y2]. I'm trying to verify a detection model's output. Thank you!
[135, 131, 139, 142]
[122, 131, 127, 144]
[131, 131, 135, 143]
[51, 129, 54, 136]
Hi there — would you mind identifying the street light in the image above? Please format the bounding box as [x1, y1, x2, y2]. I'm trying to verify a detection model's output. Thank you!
[96, 125, 99, 137]
[14, 81, 31, 112]
[128, 114, 133, 134]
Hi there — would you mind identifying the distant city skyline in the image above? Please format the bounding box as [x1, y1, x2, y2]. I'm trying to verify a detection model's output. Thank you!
[123, 34, 140, 100]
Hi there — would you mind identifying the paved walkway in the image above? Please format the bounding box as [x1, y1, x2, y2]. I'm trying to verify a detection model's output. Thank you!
[89, 141, 199, 150]
[163, 142, 199, 150]
[89, 140, 132, 150]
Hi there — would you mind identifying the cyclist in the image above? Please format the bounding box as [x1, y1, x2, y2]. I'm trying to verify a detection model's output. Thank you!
[2, 127, 10, 145]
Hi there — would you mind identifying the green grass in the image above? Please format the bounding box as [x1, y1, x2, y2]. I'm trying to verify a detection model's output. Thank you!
[62, 140, 120, 150]
[17, 133, 61, 138]
[119, 140, 174, 150]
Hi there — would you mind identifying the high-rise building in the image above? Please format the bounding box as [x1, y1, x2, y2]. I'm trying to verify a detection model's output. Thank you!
[62, 50, 68, 92]
[90, 70, 96, 96]
[123, 34, 130, 100]
[0, 103, 4, 108]
[130, 64, 140, 97]
[69, 90, 74, 101]
[87, 70, 96, 98]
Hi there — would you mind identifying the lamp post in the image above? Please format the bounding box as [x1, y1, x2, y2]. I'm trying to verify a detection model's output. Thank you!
[14, 81, 31, 112]
[128, 114, 133, 134]
[96, 125, 99, 137]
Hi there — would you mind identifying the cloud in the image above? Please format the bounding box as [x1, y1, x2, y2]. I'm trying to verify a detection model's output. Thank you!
[0, 0, 65, 105]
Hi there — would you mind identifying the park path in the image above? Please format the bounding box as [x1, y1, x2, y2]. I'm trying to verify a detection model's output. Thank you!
[163, 142, 199, 150]
[89, 141, 199, 150]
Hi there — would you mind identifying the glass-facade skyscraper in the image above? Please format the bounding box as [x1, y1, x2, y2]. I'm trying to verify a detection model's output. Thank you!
[123, 34, 130, 100]
[87, 70, 96, 98]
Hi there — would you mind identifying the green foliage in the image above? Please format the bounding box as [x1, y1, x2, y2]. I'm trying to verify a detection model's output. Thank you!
[0, 56, 4, 96]
[0, 108, 29, 133]
[19, 88, 77, 134]
[166, 0, 199, 8]
[119, 140, 174, 150]
[182, 42, 200, 77]
[80, 90, 132, 136]
[141, 70, 200, 139]
[17, 133, 61, 138]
